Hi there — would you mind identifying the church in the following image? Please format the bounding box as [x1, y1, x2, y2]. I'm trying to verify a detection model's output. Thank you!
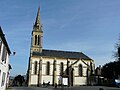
[27, 7, 95, 86]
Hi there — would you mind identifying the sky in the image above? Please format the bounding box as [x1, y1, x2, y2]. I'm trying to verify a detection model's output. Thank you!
[0, 0, 120, 76]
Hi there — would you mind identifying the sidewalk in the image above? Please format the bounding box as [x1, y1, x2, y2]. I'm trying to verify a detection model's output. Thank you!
[6, 87, 14, 90]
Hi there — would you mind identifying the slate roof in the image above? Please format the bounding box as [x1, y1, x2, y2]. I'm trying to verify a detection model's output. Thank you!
[32, 49, 92, 60]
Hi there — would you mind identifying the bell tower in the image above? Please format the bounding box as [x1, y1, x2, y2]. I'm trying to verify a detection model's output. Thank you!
[30, 7, 43, 53]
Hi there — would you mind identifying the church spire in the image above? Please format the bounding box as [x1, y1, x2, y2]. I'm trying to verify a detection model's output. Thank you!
[35, 7, 40, 26]
[31, 7, 43, 53]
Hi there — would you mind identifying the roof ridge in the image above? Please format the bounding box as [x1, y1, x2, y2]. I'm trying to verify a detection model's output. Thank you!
[43, 49, 82, 53]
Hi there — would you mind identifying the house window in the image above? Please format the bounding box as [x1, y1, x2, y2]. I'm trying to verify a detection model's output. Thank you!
[34, 61, 38, 75]
[0, 70, 1, 82]
[60, 62, 64, 75]
[2, 46, 7, 63]
[78, 64, 83, 77]
[46, 61, 50, 75]
[1, 72, 6, 87]
[0, 39, 2, 54]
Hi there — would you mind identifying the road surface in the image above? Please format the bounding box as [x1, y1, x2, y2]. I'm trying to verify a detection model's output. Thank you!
[7, 86, 120, 90]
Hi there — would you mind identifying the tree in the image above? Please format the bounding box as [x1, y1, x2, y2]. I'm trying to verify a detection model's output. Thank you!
[101, 61, 120, 79]
[118, 47, 120, 60]
[114, 35, 120, 61]
[101, 35, 120, 80]
[13, 75, 25, 86]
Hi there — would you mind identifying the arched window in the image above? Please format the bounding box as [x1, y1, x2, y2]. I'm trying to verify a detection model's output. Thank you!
[60, 62, 64, 75]
[46, 62, 50, 75]
[35, 35, 37, 45]
[78, 64, 83, 77]
[34, 61, 38, 75]
[37, 35, 40, 45]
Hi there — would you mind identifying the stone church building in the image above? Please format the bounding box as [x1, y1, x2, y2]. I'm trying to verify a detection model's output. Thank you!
[27, 8, 95, 86]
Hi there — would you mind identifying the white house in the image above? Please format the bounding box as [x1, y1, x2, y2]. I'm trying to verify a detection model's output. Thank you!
[0, 27, 11, 90]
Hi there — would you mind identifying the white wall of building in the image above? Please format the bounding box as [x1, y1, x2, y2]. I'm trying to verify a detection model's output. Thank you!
[0, 38, 10, 90]
[74, 77, 87, 85]
[31, 75, 38, 85]
[29, 56, 94, 86]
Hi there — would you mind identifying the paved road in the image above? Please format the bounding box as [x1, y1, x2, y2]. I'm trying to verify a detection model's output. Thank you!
[7, 86, 120, 90]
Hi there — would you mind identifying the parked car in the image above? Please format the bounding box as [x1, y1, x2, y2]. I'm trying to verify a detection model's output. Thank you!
[115, 79, 120, 87]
